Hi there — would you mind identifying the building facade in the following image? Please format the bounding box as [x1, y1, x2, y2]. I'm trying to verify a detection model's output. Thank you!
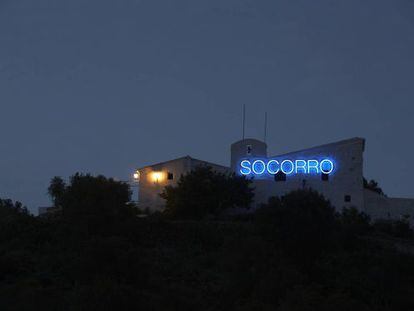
[136, 138, 414, 224]
[137, 156, 229, 212]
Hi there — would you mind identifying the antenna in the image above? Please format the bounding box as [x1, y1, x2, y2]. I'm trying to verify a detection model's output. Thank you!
[264, 112, 268, 143]
[242, 104, 246, 140]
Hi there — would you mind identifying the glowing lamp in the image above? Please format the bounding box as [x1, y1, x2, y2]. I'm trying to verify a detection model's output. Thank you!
[133, 171, 140, 181]
[151, 171, 164, 183]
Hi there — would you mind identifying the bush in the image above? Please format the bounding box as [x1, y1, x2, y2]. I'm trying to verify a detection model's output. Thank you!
[373, 219, 413, 239]
[363, 178, 386, 196]
[2, 188, 414, 310]
[48, 174, 135, 233]
[0, 199, 35, 242]
[255, 189, 338, 261]
[0, 199, 30, 221]
[160, 166, 254, 219]
[340, 207, 371, 234]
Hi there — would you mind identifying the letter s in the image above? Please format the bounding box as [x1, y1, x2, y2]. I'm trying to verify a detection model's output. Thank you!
[240, 160, 252, 175]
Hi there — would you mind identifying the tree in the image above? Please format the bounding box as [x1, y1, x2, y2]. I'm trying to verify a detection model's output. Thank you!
[48, 176, 66, 208]
[0, 199, 35, 243]
[255, 189, 337, 261]
[0, 199, 29, 218]
[340, 207, 371, 234]
[364, 178, 385, 196]
[47, 173, 134, 225]
[160, 166, 254, 219]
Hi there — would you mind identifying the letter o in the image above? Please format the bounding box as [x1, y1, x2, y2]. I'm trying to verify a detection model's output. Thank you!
[320, 159, 334, 174]
[252, 160, 266, 175]
[267, 160, 280, 175]
[281, 160, 295, 175]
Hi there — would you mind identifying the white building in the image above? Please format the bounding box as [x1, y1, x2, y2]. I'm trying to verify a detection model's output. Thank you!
[136, 137, 414, 223]
[136, 156, 229, 212]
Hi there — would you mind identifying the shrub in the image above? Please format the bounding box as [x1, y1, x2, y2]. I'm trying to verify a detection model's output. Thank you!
[255, 189, 337, 261]
[363, 178, 386, 196]
[373, 219, 413, 239]
[340, 207, 371, 234]
[0, 199, 35, 242]
[160, 166, 254, 219]
[48, 174, 135, 233]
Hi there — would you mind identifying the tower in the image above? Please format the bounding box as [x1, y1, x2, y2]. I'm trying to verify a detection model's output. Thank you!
[230, 138, 268, 174]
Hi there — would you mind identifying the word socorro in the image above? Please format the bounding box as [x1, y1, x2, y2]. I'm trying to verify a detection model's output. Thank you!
[239, 158, 335, 176]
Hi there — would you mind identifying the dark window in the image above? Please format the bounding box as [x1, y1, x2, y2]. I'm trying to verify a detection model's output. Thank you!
[321, 173, 329, 181]
[344, 195, 351, 203]
[167, 172, 174, 180]
[275, 171, 286, 182]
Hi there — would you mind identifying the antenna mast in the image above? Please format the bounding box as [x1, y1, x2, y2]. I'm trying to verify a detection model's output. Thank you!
[264, 112, 268, 143]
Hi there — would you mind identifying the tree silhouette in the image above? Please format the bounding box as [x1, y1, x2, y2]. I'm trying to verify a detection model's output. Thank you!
[160, 166, 254, 219]
[364, 178, 386, 196]
[47, 173, 134, 232]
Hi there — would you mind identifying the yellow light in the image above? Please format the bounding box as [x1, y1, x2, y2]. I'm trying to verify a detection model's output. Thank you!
[133, 171, 140, 181]
[151, 171, 164, 183]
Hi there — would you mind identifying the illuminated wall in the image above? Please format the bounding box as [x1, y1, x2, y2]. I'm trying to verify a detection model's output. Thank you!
[135, 137, 414, 225]
[230, 137, 366, 211]
[137, 156, 230, 212]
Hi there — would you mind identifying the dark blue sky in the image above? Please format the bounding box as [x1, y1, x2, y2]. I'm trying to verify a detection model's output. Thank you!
[1, 0, 414, 213]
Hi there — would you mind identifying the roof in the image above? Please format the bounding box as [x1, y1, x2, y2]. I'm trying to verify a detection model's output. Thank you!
[137, 155, 229, 170]
[137, 137, 365, 170]
[271, 137, 365, 158]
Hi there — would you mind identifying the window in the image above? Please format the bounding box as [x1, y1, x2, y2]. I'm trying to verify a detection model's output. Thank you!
[344, 195, 351, 203]
[321, 173, 329, 181]
[275, 171, 286, 182]
[167, 172, 174, 180]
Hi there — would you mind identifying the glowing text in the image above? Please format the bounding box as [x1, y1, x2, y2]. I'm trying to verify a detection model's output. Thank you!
[239, 158, 335, 176]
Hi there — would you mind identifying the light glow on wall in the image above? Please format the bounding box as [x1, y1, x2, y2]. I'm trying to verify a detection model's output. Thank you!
[151, 171, 164, 183]
[252, 160, 266, 174]
[320, 159, 334, 174]
[295, 160, 307, 174]
[267, 160, 280, 174]
[239, 158, 335, 177]
[133, 171, 140, 181]
[281, 160, 295, 175]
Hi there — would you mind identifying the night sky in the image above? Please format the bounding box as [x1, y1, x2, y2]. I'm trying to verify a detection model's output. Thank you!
[1, 0, 414, 214]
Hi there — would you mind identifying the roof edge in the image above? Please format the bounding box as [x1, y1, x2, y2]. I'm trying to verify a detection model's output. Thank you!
[271, 137, 365, 158]
[137, 155, 229, 170]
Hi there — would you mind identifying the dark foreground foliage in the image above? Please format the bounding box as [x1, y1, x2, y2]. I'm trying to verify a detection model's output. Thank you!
[48, 174, 137, 235]
[160, 166, 254, 219]
[1, 188, 414, 311]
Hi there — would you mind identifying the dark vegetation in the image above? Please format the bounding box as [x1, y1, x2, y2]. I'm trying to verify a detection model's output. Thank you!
[160, 166, 254, 219]
[1, 170, 414, 310]
[364, 177, 386, 196]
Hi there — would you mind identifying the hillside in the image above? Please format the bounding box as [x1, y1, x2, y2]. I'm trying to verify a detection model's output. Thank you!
[1, 0, 414, 212]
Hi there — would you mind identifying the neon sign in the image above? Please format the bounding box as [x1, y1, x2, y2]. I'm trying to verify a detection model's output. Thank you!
[239, 158, 335, 177]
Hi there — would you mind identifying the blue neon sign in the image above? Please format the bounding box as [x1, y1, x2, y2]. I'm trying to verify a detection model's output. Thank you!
[239, 158, 335, 177]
